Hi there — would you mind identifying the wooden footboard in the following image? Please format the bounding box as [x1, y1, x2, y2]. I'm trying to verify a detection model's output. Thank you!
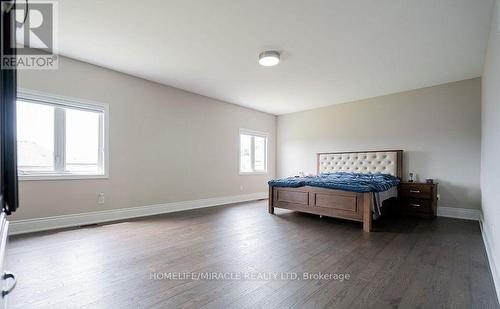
[269, 185, 372, 232]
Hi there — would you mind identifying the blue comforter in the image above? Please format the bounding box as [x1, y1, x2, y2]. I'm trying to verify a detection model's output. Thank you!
[268, 172, 400, 193]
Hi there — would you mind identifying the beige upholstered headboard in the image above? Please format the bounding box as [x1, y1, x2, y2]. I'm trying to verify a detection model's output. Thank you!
[317, 150, 403, 178]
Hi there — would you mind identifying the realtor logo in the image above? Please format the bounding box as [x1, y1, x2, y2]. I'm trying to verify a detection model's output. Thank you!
[1, 0, 58, 69]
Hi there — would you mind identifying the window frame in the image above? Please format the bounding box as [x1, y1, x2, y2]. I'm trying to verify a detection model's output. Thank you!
[17, 89, 110, 181]
[239, 129, 268, 175]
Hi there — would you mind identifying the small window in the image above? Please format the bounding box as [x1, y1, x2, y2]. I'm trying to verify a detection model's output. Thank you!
[16, 90, 108, 180]
[239, 129, 267, 174]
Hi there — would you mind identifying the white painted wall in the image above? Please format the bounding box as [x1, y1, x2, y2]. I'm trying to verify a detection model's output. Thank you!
[13, 56, 276, 221]
[481, 0, 500, 298]
[277, 78, 482, 210]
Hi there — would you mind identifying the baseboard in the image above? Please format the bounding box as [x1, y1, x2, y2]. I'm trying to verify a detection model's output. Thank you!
[479, 215, 500, 304]
[9, 198, 481, 235]
[9, 192, 268, 235]
[437, 206, 481, 220]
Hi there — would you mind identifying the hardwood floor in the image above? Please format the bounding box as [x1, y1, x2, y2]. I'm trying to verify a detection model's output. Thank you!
[7, 200, 499, 309]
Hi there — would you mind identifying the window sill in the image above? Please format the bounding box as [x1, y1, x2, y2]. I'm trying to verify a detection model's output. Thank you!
[19, 174, 109, 181]
[239, 171, 268, 176]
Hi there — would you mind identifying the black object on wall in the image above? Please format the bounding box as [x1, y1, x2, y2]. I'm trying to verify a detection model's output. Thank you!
[0, 0, 19, 214]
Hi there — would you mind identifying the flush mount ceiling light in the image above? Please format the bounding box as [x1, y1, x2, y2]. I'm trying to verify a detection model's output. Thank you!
[258, 50, 280, 66]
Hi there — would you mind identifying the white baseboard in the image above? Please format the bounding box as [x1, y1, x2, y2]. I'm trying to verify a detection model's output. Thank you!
[437, 206, 481, 220]
[9, 199, 481, 235]
[479, 215, 500, 304]
[9, 192, 268, 235]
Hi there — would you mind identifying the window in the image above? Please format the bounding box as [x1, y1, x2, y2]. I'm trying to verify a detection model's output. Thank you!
[16, 90, 108, 180]
[239, 129, 267, 174]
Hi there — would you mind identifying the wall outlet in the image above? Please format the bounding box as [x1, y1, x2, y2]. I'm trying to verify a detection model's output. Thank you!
[240, 185, 244, 191]
[98, 193, 105, 204]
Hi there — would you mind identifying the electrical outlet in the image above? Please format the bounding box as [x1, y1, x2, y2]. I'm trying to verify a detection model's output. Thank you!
[98, 193, 105, 204]
[240, 185, 244, 191]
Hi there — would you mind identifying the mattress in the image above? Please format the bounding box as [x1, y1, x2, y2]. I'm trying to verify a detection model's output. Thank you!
[268, 172, 400, 193]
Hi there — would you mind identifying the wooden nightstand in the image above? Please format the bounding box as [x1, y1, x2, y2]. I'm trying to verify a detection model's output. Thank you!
[396, 182, 438, 218]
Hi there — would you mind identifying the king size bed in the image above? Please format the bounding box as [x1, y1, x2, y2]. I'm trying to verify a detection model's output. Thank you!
[268, 150, 403, 232]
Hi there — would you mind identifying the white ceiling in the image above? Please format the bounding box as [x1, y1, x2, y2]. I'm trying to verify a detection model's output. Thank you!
[57, 0, 494, 115]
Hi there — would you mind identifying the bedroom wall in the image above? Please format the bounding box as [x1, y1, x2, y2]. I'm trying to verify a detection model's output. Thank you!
[277, 78, 482, 210]
[481, 0, 500, 297]
[13, 56, 276, 221]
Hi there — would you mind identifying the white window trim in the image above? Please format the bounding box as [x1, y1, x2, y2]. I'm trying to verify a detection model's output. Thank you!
[17, 88, 110, 181]
[239, 128, 268, 175]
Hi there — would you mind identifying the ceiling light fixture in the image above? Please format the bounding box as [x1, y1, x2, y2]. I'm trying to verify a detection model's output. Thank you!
[258, 50, 280, 67]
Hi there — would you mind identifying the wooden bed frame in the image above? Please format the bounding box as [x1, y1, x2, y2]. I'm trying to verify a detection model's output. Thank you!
[268, 150, 403, 232]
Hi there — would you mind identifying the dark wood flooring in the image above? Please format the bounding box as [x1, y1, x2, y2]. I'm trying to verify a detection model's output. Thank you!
[7, 200, 499, 309]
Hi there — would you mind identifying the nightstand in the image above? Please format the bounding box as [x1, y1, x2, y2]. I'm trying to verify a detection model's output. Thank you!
[397, 182, 438, 218]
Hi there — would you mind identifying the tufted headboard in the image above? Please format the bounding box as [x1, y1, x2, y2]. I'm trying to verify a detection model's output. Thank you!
[317, 150, 403, 178]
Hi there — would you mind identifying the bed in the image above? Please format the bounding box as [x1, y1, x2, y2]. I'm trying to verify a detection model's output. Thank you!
[268, 150, 403, 232]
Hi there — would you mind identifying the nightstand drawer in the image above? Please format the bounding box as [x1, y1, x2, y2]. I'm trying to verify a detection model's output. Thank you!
[401, 198, 433, 213]
[400, 184, 433, 199]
